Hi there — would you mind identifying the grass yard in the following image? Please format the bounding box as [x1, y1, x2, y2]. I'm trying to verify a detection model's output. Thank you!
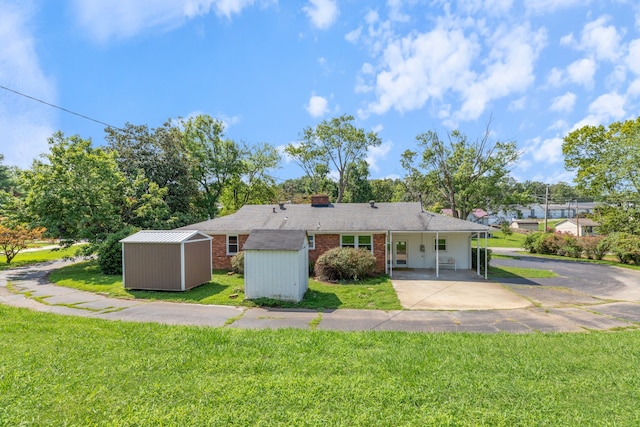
[1, 305, 639, 426]
[473, 230, 527, 248]
[49, 261, 402, 310]
[488, 265, 558, 279]
[0, 246, 85, 271]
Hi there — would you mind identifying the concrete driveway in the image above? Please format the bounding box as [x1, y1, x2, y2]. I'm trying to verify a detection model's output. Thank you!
[390, 269, 531, 310]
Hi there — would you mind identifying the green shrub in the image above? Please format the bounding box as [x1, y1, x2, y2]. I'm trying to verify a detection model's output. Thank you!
[230, 251, 244, 274]
[97, 226, 139, 275]
[314, 247, 377, 282]
[581, 235, 607, 260]
[605, 233, 640, 265]
[499, 221, 513, 236]
[558, 234, 582, 258]
[471, 247, 492, 272]
[523, 232, 562, 255]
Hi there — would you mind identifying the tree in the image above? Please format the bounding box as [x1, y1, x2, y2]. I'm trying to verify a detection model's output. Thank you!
[105, 121, 201, 224]
[182, 115, 244, 218]
[220, 142, 281, 213]
[23, 132, 125, 244]
[343, 159, 373, 203]
[401, 124, 519, 219]
[0, 223, 45, 264]
[563, 117, 640, 201]
[287, 114, 381, 203]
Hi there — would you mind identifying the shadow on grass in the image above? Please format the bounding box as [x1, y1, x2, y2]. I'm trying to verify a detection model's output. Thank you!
[129, 282, 230, 302]
[250, 289, 343, 309]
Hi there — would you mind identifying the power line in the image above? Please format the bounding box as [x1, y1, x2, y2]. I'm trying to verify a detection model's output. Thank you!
[0, 84, 124, 132]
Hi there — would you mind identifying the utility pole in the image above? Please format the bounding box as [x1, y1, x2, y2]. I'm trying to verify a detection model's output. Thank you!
[575, 200, 579, 236]
[544, 184, 549, 232]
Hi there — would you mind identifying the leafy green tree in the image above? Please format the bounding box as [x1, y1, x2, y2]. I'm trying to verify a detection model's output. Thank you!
[287, 114, 381, 203]
[401, 125, 519, 219]
[369, 179, 397, 202]
[343, 160, 373, 203]
[23, 132, 125, 244]
[563, 117, 640, 201]
[106, 122, 202, 224]
[220, 142, 281, 213]
[182, 115, 244, 218]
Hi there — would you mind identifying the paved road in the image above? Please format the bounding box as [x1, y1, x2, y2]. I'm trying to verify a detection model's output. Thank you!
[1, 256, 639, 333]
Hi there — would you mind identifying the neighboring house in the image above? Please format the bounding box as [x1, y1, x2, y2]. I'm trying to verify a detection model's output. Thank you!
[510, 219, 539, 231]
[554, 218, 600, 237]
[441, 208, 489, 225]
[182, 195, 490, 278]
[491, 202, 598, 222]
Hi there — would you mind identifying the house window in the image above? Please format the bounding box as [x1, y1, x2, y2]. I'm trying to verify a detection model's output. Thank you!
[227, 235, 238, 255]
[434, 238, 447, 251]
[341, 235, 373, 252]
[308, 234, 315, 249]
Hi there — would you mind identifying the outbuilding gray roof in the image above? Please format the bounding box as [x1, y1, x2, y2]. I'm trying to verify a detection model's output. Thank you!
[242, 229, 308, 251]
[120, 230, 211, 244]
[557, 218, 600, 227]
[181, 202, 489, 234]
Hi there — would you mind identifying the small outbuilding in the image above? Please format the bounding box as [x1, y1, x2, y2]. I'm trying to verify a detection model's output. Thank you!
[510, 219, 539, 231]
[242, 229, 309, 303]
[120, 230, 212, 291]
[554, 218, 600, 237]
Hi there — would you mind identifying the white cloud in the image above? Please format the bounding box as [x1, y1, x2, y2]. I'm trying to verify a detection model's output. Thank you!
[366, 140, 392, 173]
[627, 39, 640, 75]
[549, 92, 576, 113]
[627, 78, 640, 97]
[456, 24, 546, 121]
[587, 92, 626, 120]
[70, 0, 257, 43]
[302, 0, 338, 30]
[306, 95, 329, 117]
[0, 0, 56, 168]
[365, 21, 480, 115]
[530, 136, 564, 164]
[566, 58, 596, 87]
[524, 0, 584, 14]
[345, 26, 362, 43]
[578, 16, 623, 62]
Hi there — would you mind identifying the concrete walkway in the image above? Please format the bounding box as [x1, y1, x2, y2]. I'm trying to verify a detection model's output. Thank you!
[1, 258, 639, 333]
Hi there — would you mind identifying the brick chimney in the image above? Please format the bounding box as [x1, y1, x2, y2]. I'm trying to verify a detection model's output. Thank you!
[311, 194, 330, 207]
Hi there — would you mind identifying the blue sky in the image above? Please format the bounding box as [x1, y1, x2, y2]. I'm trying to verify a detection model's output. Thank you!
[2, 0, 639, 185]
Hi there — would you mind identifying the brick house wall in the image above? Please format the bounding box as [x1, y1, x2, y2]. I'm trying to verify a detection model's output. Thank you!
[210, 234, 248, 269]
[211, 232, 388, 273]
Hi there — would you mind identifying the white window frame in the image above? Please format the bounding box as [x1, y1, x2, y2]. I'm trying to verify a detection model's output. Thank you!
[307, 234, 315, 250]
[340, 234, 373, 252]
[434, 238, 447, 252]
[227, 235, 239, 255]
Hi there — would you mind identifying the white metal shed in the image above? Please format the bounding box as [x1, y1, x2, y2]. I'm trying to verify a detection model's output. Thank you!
[242, 229, 309, 303]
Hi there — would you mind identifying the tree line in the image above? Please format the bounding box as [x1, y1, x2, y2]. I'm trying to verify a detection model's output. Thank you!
[0, 113, 639, 263]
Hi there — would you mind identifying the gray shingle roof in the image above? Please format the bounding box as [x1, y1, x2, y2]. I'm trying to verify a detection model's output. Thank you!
[242, 229, 308, 251]
[180, 202, 489, 234]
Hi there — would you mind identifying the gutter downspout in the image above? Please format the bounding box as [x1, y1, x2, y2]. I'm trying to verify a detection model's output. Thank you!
[484, 231, 488, 280]
[389, 231, 393, 278]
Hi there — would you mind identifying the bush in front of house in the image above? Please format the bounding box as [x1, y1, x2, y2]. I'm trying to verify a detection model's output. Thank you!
[471, 248, 492, 272]
[97, 226, 139, 275]
[523, 232, 562, 255]
[314, 247, 377, 282]
[230, 251, 244, 274]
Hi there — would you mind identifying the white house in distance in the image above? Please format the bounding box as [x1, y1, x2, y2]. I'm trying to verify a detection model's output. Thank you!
[554, 218, 600, 237]
[491, 202, 597, 223]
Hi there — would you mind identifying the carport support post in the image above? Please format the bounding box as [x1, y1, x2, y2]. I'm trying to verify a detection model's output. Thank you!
[476, 233, 480, 276]
[484, 232, 488, 280]
[435, 232, 439, 278]
[389, 232, 393, 278]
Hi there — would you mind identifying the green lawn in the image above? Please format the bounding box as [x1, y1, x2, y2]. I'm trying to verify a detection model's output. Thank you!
[1, 305, 639, 426]
[49, 261, 402, 310]
[473, 230, 527, 248]
[488, 265, 558, 279]
[0, 246, 85, 271]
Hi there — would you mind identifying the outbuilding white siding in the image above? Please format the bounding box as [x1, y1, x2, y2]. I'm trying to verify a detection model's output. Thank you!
[242, 229, 309, 303]
[244, 248, 308, 302]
